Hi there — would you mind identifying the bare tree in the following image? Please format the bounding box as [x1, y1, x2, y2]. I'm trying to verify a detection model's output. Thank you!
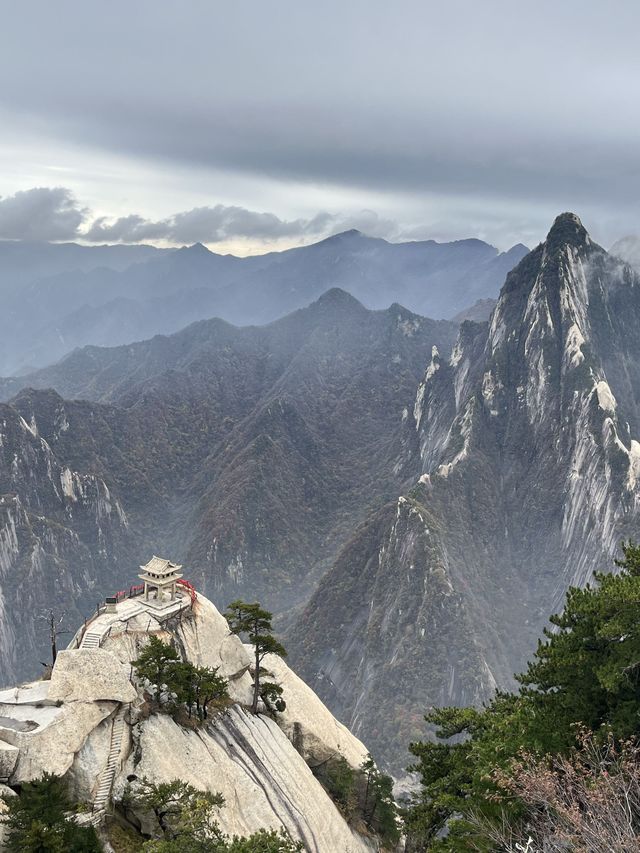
[469, 729, 640, 852]
[39, 609, 71, 666]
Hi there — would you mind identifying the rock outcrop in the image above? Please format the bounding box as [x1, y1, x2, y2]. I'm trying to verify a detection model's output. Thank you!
[0, 588, 378, 852]
[48, 648, 137, 704]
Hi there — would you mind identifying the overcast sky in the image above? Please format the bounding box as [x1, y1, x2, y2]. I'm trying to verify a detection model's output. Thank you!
[1, 0, 640, 254]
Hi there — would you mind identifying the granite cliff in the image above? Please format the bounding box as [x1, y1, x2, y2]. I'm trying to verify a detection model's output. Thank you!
[289, 214, 640, 769]
[0, 587, 383, 852]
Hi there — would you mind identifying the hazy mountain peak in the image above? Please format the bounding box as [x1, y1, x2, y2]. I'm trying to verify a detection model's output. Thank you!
[179, 241, 214, 255]
[315, 286, 365, 309]
[327, 228, 363, 240]
[312, 228, 377, 249]
[505, 242, 529, 255]
[610, 235, 640, 271]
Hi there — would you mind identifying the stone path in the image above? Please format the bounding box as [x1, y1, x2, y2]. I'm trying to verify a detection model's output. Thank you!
[92, 705, 127, 819]
[74, 595, 190, 652]
[79, 631, 103, 650]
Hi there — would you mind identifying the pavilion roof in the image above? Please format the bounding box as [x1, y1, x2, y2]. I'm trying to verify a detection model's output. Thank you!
[139, 555, 182, 577]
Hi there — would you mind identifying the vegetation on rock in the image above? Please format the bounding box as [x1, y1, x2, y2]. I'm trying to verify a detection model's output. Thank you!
[404, 542, 640, 851]
[132, 637, 229, 721]
[312, 753, 399, 847]
[225, 600, 287, 714]
[122, 777, 303, 852]
[0, 772, 101, 853]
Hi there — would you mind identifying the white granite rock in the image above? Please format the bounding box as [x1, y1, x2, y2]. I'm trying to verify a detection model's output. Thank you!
[0, 681, 53, 706]
[66, 712, 119, 803]
[115, 707, 374, 852]
[0, 740, 19, 780]
[175, 594, 252, 681]
[0, 591, 379, 851]
[261, 652, 369, 770]
[49, 649, 136, 704]
[8, 700, 115, 782]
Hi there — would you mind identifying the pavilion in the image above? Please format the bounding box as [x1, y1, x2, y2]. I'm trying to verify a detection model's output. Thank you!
[138, 556, 183, 608]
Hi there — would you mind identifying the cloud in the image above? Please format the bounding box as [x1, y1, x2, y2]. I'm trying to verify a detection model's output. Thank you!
[1, 4, 640, 247]
[0, 187, 88, 241]
[83, 203, 399, 245]
[0, 184, 404, 247]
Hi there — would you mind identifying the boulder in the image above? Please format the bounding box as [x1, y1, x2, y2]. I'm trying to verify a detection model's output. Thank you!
[0, 740, 19, 780]
[260, 652, 369, 770]
[49, 648, 136, 704]
[9, 701, 115, 782]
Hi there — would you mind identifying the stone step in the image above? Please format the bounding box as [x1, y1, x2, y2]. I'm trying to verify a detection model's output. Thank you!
[91, 707, 128, 815]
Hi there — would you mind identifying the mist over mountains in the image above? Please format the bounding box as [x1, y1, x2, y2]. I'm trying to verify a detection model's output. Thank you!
[0, 231, 526, 375]
[0, 289, 456, 688]
[2, 213, 640, 777]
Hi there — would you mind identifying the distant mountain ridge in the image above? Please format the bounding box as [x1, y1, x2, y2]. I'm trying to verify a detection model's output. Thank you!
[5, 216, 633, 777]
[0, 232, 527, 374]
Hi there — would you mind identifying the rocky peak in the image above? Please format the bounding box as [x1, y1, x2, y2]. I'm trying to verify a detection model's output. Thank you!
[291, 215, 640, 774]
[545, 211, 591, 252]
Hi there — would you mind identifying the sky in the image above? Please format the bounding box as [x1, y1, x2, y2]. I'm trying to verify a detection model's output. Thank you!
[1, 0, 640, 254]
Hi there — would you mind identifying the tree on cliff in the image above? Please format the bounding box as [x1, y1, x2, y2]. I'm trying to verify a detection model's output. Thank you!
[0, 773, 101, 853]
[225, 600, 287, 714]
[133, 638, 228, 719]
[404, 541, 640, 851]
[129, 778, 303, 851]
[132, 636, 181, 700]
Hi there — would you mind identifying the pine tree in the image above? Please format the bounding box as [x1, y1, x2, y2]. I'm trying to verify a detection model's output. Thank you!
[0, 773, 101, 853]
[404, 542, 640, 850]
[132, 636, 181, 702]
[225, 601, 286, 714]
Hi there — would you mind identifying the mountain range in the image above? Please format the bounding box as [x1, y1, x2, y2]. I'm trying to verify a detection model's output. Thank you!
[0, 291, 456, 693]
[288, 213, 640, 769]
[0, 232, 527, 375]
[1, 213, 638, 776]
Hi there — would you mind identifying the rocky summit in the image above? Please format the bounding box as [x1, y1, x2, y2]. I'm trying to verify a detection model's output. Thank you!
[0, 584, 378, 852]
[288, 213, 640, 770]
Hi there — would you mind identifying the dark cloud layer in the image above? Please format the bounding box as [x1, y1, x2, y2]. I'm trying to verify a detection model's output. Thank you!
[85, 206, 332, 244]
[0, 187, 398, 246]
[0, 188, 88, 242]
[1, 2, 640, 245]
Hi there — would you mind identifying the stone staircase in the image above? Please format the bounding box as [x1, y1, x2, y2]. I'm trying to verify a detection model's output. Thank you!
[80, 631, 103, 650]
[91, 706, 127, 820]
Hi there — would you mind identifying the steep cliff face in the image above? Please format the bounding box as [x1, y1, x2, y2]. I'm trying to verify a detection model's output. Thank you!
[0, 401, 131, 686]
[290, 214, 640, 770]
[0, 591, 378, 852]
